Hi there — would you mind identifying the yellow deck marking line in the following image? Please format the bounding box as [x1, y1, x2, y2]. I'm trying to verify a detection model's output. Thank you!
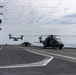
[0, 45, 5, 50]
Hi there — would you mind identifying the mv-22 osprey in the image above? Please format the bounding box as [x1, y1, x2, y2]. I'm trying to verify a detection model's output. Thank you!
[8, 34, 24, 41]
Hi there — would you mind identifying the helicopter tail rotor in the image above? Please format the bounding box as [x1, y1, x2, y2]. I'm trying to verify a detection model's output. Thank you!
[39, 35, 42, 43]
[21, 35, 23, 40]
[8, 34, 12, 39]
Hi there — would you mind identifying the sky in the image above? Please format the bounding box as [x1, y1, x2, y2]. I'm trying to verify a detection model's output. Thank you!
[0, 0, 76, 47]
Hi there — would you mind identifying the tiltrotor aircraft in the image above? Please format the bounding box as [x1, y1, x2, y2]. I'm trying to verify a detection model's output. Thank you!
[8, 34, 24, 41]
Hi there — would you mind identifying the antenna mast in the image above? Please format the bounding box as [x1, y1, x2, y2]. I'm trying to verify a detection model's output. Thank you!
[0, 3, 3, 30]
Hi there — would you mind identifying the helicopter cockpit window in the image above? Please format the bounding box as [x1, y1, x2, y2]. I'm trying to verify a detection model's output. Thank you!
[56, 38, 62, 43]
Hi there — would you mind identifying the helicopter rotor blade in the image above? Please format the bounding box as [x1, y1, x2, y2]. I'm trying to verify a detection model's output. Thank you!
[33, 42, 40, 43]
[54, 35, 76, 37]
[25, 35, 76, 37]
[24, 35, 48, 37]
[8, 34, 76, 38]
[8, 34, 10, 35]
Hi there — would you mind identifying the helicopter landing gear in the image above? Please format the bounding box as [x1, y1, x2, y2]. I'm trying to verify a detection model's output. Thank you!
[59, 45, 63, 49]
[53, 46, 55, 49]
[53, 44, 56, 49]
[44, 45, 47, 49]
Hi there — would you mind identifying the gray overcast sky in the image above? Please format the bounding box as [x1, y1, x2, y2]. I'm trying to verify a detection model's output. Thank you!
[0, 0, 76, 46]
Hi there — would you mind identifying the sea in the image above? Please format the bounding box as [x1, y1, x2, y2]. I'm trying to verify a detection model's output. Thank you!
[33, 43, 76, 48]
[65, 44, 76, 48]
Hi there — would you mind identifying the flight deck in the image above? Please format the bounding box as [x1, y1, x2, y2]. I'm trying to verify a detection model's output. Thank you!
[0, 45, 76, 75]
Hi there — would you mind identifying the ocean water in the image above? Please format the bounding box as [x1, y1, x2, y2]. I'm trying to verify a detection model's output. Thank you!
[32, 37, 76, 48]
[33, 43, 76, 48]
[64, 44, 76, 48]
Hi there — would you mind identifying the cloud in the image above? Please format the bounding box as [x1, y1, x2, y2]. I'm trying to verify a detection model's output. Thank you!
[3, 0, 76, 26]
[1, 0, 76, 46]
[3, 0, 63, 25]
[59, 14, 76, 24]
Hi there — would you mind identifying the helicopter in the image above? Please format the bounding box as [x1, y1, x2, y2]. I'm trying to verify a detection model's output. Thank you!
[22, 34, 64, 49]
[8, 34, 24, 41]
[38, 35, 64, 49]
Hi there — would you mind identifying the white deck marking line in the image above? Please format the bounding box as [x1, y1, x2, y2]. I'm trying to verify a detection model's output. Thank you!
[0, 57, 54, 69]
[43, 57, 54, 66]
[24, 48, 54, 66]
[0, 47, 54, 69]
[25, 49, 52, 57]
[26, 48, 76, 60]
